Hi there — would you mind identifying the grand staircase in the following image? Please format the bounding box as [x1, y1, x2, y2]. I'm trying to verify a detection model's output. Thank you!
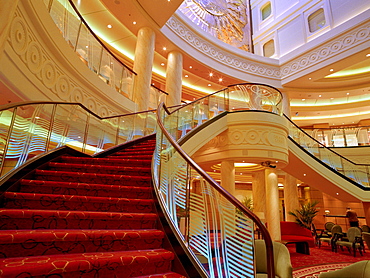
[0, 136, 187, 277]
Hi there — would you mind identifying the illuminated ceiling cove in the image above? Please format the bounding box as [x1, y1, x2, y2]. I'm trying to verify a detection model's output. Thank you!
[178, 0, 252, 51]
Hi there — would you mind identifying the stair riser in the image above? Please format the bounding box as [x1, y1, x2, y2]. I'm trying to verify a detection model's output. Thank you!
[60, 158, 152, 167]
[47, 165, 151, 175]
[35, 173, 151, 187]
[0, 250, 174, 278]
[3, 198, 154, 213]
[0, 217, 157, 230]
[0, 238, 163, 258]
[20, 184, 152, 199]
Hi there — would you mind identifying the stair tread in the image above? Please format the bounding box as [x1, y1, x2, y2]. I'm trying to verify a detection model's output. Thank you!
[35, 169, 151, 179]
[20, 179, 152, 191]
[0, 229, 164, 244]
[48, 162, 151, 171]
[0, 208, 158, 219]
[0, 249, 175, 277]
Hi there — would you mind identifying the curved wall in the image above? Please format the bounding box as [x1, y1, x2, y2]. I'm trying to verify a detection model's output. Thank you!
[0, 0, 136, 117]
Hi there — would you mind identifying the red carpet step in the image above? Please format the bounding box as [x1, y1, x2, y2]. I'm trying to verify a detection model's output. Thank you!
[0, 137, 187, 277]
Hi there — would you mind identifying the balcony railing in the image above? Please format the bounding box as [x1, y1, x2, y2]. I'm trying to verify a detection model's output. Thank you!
[152, 83, 282, 278]
[43, 0, 167, 105]
[287, 116, 370, 188]
[0, 101, 156, 179]
[302, 126, 370, 147]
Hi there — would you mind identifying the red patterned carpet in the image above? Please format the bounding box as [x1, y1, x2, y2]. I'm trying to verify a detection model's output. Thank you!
[291, 244, 370, 278]
[0, 137, 186, 277]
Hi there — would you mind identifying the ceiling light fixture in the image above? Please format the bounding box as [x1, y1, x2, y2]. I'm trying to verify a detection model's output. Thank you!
[107, 24, 112, 28]
[163, 47, 167, 51]
[219, 78, 223, 82]
[209, 73, 213, 77]
[133, 21, 137, 25]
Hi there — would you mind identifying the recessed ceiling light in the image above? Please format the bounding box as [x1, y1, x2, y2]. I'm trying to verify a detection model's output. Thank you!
[185, 75, 188, 78]
[319, 95, 322, 97]
[208, 84, 211, 86]
[219, 78, 223, 82]
[308, 77, 312, 80]
[189, 66, 192, 69]
[107, 24, 112, 28]
[133, 21, 137, 25]
[302, 99, 305, 101]
[366, 54, 370, 57]
[303, 174, 306, 176]
[160, 63, 165, 66]
[209, 73, 213, 77]
[163, 47, 167, 51]
[330, 69, 334, 72]
[346, 93, 350, 95]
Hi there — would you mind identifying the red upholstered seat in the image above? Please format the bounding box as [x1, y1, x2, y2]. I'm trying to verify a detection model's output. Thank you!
[280, 221, 315, 247]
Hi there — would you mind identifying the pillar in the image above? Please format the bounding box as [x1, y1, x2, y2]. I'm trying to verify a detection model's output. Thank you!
[220, 160, 235, 195]
[252, 170, 266, 223]
[132, 27, 155, 112]
[0, 0, 19, 59]
[265, 168, 281, 241]
[282, 91, 291, 118]
[362, 202, 370, 226]
[304, 187, 311, 202]
[284, 174, 300, 222]
[165, 51, 183, 106]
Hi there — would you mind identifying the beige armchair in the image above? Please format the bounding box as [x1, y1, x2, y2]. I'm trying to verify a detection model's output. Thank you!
[318, 260, 370, 278]
[255, 239, 293, 278]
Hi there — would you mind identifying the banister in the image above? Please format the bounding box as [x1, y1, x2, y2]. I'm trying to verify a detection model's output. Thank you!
[156, 102, 275, 278]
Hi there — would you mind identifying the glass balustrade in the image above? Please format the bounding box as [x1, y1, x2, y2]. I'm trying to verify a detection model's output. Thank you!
[0, 102, 156, 178]
[286, 117, 370, 188]
[304, 126, 370, 147]
[153, 83, 281, 278]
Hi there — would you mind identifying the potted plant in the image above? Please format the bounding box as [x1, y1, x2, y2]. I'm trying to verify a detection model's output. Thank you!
[288, 201, 319, 230]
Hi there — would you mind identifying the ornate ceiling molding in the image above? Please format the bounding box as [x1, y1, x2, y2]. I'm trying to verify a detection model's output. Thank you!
[166, 15, 281, 80]
[278, 22, 369, 79]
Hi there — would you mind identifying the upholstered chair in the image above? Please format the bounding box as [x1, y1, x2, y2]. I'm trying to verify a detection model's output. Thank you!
[334, 227, 364, 256]
[318, 260, 370, 278]
[319, 225, 342, 250]
[254, 239, 293, 278]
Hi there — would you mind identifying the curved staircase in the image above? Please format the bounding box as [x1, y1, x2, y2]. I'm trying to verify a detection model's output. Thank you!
[0, 136, 187, 277]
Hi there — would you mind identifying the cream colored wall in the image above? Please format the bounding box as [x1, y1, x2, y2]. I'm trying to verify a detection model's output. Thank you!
[251, 0, 370, 58]
[0, 0, 135, 117]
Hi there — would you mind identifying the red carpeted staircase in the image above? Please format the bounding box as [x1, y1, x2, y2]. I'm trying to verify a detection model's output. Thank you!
[0, 137, 187, 277]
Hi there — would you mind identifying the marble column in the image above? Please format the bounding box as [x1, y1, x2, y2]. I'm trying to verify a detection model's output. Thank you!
[265, 168, 281, 241]
[221, 160, 235, 195]
[362, 202, 370, 226]
[282, 90, 291, 118]
[132, 27, 155, 112]
[252, 170, 267, 223]
[166, 51, 183, 106]
[304, 187, 311, 202]
[0, 0, 19, 59]
[284, 174, 300, 222]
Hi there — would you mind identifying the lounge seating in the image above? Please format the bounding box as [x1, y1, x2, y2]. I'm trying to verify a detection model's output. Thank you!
[280, 221, 315, 248]
[318, 260, 370, 277]
[318, 225, 342, 250]
[334, 227, 364, 257]
[255, 239, 293, 278]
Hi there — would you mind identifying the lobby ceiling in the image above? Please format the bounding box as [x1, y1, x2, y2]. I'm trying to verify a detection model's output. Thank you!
[73, 0, 370, 127]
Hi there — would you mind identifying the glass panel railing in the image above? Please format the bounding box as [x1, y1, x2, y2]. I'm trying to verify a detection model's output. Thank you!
[303, 126, 370, 147]
[154, 103, 275, 278]
[286, 116, 370, 188]
[0, 102, 156, 178]
[153, 83, 280, 277]
[45, 0, 137, 100]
